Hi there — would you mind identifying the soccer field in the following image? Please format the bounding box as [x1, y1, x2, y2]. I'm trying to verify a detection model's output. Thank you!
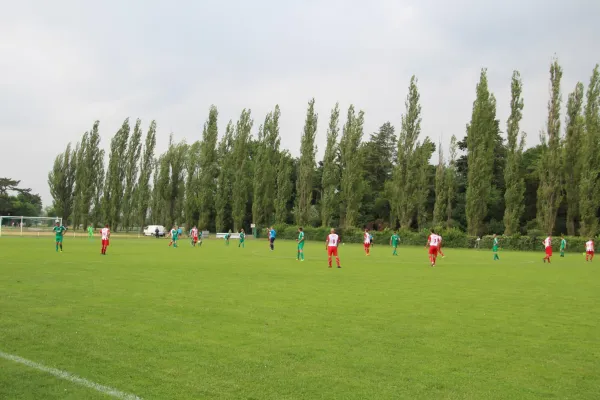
[1, 237, 599, 400]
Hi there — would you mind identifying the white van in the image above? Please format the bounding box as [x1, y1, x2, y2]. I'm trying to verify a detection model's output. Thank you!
[143, 225, 167, 237]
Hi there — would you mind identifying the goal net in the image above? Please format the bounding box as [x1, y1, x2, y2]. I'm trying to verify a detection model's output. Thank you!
[0, 216, 63, 237]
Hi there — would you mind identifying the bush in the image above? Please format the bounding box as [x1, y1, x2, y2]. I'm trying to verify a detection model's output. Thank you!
[267, 225, 593, 252]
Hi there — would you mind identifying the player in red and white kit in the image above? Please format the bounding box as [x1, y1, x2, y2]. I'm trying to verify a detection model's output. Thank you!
[585, 239, 594, 262]
[437, 234, 445, 258]
[326, 228, 341, 268]
[426, 231, 441, 267]
[101, 224, 110, 255]
[363, 228, 371, 256]
[190, 226, 199, 247]
[542, 235, 552, 263]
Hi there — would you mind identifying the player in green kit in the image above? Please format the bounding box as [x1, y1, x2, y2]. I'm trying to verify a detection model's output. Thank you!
[390, 231, 400, 256]
[198, 230, 203, 247]
[53, 222, 67, 252]
[225, 230, 232, 246]
[296, 227, 305, 261]
[168, 226, 179, 248]
[87, 224, 93, 240]
[492, 234, 500, 260]
[560, 234, 567, 257]
[238, 229, 245, 248]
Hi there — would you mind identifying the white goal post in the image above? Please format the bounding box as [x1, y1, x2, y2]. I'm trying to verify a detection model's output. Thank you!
[0, 216, 62, 237]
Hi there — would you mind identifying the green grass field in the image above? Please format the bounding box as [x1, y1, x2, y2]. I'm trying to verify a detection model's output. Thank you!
[1, 237, 599, 400]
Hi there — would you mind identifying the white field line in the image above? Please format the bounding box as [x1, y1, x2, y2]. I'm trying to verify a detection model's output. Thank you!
[0, 351, 143, 400]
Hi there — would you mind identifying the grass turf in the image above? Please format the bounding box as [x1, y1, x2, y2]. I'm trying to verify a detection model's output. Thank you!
[0, 237, 599, 400]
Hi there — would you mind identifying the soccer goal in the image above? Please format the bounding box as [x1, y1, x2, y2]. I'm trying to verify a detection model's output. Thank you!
[0, 216, 62, 237]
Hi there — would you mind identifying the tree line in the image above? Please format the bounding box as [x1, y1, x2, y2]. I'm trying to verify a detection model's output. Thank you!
[48, 59, 600, 236]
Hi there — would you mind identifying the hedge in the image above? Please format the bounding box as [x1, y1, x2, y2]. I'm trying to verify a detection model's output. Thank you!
[261, 225, 592, 253]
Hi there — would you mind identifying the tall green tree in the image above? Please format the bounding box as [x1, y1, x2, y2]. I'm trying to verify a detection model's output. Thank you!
[537, 60, 564, 234]
[262, 105, 281, 224]
[416, 139, 435, 229]
[340, 105, 365, 228]
[72, 136, 87, 229]
[433, 143, 447, 225]
[137, 121, 157, 230]
[321, 103, 341, 227]
[122, 119, 143, 231]
[215, 122, 235, 232]
[503, 71, 526, 235]
[102, 118, 130, 229]
[185, 141, 201, 229]
[198, 106, 219, 230]
[231, 109, 253, 230]
[252, 120, 269, 226]
[84, 122, 104, 228]
[275, 151, 294, 224]
[296, 98, 318, 225]
[48, 143, 77, 223]
[446, 135, 458, 227]
[392, 76, 425, 228]
[563, 82, 585, 235]
[579, 65, 600, 237]
[149, 158, 162, 224]
[466, 69, 499, 235]
[164, 137, 187, 228]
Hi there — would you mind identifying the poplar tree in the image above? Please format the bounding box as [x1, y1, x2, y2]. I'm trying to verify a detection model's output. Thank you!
[275, 151, 294, 224]
[262, 105, 280, 224]
[392, 76, 424, 228]
[103, 118, 130, 230]
[321, 103, 340, 227]
[445, 135, 458, 227]
[503, 71, 526, 235]
[231, 109, 253, 230]
[563, 82, 585, 235]
[296, 98, 318, 225]
[215, 122, 235, 232]
[48, 143, 77, 223]
[84, 122, 104, 228]
[416, 139, 435, 229]
[340, 105, 365, 228]
[198, 106, 219, 230]
[149, 158, 162, 224]
[466, 69, 499, 236]
[185, 140, 201, 228]
[137, 121, 156, 230]
[433, 143, 447, 225]
[579, 65, 600, 237]
[122, 119, 142, 231]
[537, 60, 563, 234]
[72, 136, 87, 229]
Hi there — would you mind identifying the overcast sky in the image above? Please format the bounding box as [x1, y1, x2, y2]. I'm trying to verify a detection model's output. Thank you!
[1, 0, 599, 207]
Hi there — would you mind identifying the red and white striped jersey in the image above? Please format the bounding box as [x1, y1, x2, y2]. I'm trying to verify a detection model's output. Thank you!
[586, 240, 594, 252]
[543, 237, 551, 248]
[428, 234, 440, 247]
[101, 228, 110, 240]
[327, 234, 339, 247]
[191, 228, 198, 238]
[364, 232, 370, 244]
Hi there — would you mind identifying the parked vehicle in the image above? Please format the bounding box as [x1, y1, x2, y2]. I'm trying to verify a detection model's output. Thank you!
[143, 225, 166, 237]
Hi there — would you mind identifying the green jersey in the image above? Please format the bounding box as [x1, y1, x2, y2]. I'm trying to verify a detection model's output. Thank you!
[239, 232, 245, 241]
[87, 226, 93, 235]
[298, 231, 305, 243]
[391, 234, 400, 246]
[53, 226, 67, 238]
[171, 229, 179, 239]
[493, 237, 499, 251]
[560, 238, 566, 249]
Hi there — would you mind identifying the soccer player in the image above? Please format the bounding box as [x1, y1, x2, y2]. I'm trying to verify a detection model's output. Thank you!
[363, 228, 371, 256]
[87, 224, 94, 241]
[100, 224, 110, 255]
[198, 229, 203, 247]
[369, 232, 374, 247]
[560, 235, 567, 257]
[268, 226, 276, 251]
[492, 234, 500, 261]
[239, 229, 246, 248]
[585, 238, 594, 262]
[53, 222, 67, 253]
[169, 226, 179, 248]
[225, 230, 231, 246]
[426, 230, 441, 267]
[325, 228, 341, 268]
[190, 226, 199, 247]
[296, 227, 305, 261]
[437, 234, 445, 258]
[390, 231, 400, 256]
[542, 235, 552, 263]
